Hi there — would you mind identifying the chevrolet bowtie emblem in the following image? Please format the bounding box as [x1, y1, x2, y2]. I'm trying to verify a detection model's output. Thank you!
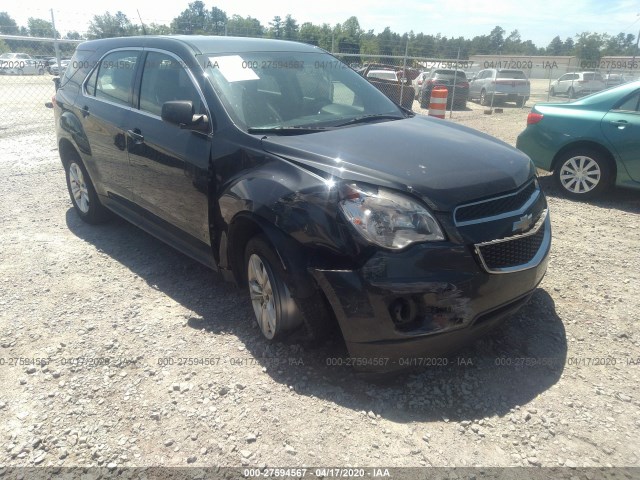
[512, 213, 534, 233]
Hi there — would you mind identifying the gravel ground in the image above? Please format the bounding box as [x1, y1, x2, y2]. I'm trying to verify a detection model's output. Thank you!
[0, 83, 639, 475]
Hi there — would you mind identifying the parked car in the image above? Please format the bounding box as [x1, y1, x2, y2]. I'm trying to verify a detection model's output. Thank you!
[418, 69, 468, 109]
[366, 69, 399, 81]
[412, 71, 428, 98]
[549, 72, 605, 98]
[0, 52, 45, 75]
[516, 81, 640, 199]
[358, 65, 414, 109]
[468, 68, 530, 107]
[603, 73, 628, 87]
[49, 60, 70, 76]
[51, 36, 550, 372]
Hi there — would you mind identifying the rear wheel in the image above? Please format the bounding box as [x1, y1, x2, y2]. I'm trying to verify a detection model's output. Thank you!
[480, 89, 490, 106]
[516, 96, 526, 107]
[64, 154, 110, 223]
[553, 149, 613, 199]
[419, 90, 429, 109]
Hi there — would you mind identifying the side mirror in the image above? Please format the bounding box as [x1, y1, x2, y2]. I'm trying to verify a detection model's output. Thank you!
[161, 100, 209, 132]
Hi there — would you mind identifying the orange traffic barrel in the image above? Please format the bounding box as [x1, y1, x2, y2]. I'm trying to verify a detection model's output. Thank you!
[428, 87, 448, 119]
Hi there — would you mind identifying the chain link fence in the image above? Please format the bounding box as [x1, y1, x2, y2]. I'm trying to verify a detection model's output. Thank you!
[0, 36, 81, 128]
[1, 32, 639, 130]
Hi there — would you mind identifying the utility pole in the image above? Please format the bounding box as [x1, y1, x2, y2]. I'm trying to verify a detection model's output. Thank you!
[50, 9, 61, 70]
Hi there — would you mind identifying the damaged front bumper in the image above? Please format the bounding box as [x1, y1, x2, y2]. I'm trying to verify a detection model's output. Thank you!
[311, 215, 551, 372]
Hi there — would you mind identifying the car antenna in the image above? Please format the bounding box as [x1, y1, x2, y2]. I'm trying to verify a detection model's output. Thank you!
[137, 10, 148, 35]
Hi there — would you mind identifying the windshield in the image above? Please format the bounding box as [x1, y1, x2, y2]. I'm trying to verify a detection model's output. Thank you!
[497, 70, 527, 79]
[433, 70, 467, 80]
[200, 51, 403, 131]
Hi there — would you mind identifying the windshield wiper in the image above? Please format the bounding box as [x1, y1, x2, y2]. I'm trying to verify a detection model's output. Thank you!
[247, 125, 334, 135]
[334, 114, 407, 127]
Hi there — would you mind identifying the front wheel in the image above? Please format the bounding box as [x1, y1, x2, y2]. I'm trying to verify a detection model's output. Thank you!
[553, 149, 613, 199]
[64, 155, 110, 223]
[245, 235, 304, 341]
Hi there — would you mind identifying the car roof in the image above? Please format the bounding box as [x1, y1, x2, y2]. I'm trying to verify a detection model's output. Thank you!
[77, 35, 322, 55]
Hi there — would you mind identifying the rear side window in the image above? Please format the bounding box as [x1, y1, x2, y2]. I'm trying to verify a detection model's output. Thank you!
[616, 92, 640, 112]
[61, 49, 95, 89]
[583, 73, 603, 81]
[497, 70, 526, 79]
[93, 50, 139, 106]
[139, 51, 203, 117]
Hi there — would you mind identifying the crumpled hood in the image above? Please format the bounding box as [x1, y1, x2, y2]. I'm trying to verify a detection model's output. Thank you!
[261, 115, 535, 211]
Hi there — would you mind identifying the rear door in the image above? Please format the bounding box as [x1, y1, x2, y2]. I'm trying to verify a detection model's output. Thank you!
[601, 89, 640, 182]
[125, 49, 212, 247]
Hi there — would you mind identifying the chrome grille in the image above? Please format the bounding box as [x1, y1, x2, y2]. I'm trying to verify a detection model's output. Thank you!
[455, 179, 538, 225]
[475, 209, 549, 274]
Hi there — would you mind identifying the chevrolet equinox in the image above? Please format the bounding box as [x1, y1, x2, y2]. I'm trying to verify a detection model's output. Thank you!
[52, 36, 551, 372]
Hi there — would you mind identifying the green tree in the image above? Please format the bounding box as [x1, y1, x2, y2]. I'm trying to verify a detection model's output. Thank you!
[574, 32, 604, 63]
[227, 14, 264, 37]
[268, 16, 283, 38]
[0, 12, 17, 35]
[88, 11, 138, 39]
[488, 26, 505, 53]
[146, 23, 171, 35]
[210, 6, 227, 35]
[171, 1, 210, 35]
[547, 36, 563, 55]
[282, 14, 298, 40]
[27, 18, 58, 38]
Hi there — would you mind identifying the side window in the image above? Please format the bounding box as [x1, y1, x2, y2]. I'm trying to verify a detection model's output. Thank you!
[94, 50, 138, 106]
[139, 51, 203, 117]
[616, 92, 640, 112]
[85, 67, 98, 96]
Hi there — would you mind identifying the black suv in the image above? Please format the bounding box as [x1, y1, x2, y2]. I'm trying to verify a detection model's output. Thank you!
[418, 69, 469, 109]
[52, 36, 550, 372]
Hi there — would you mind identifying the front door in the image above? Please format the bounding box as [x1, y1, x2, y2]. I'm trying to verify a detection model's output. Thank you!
[125, 50, 212, 246]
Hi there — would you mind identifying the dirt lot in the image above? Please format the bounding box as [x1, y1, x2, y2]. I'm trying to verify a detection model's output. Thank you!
[0, 76, 639, 476]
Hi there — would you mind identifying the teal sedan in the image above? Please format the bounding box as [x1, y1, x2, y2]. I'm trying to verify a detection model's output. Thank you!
[516, 81, 640, 199]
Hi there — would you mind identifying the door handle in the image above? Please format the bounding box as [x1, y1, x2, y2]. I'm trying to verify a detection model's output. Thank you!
[610, 120, 628, 130]
[127, 129, 144, 144]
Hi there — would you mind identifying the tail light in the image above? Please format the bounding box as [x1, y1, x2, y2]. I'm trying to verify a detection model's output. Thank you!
[527, 112, 543, 125]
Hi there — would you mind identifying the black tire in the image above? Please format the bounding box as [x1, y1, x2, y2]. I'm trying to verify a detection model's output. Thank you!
[480, 89, 490, 106]
[38, 68, 44, 75]
[244, 235, 334, 343]
[553, 148, 613, 200]
[516, 96, 526, 107]
[64, 154, 111, 224]
[549, 86, 555, 96]
[419, 90, 429, 109]
[568, 87, 575, 99]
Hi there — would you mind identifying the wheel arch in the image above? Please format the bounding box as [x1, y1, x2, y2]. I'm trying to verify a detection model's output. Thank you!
[550, 140, 617, 180]
[58, 137, 80, 168]
[223, 213, 319, 300]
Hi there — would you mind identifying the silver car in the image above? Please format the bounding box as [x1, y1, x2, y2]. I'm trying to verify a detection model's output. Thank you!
[0, 52, 46, 75]
[468, 68, 530, 107]
[549, 72, 605, 98]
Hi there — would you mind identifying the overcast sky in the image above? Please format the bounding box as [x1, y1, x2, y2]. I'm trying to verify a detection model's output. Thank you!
[5, 0, 640, 48]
